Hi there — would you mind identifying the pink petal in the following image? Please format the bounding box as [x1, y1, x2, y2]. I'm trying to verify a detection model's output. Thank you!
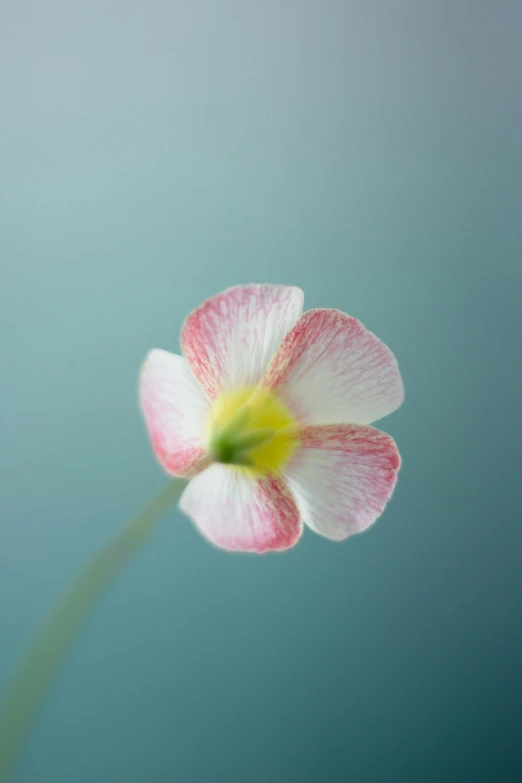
[179, 465, 303, 553]
[263, 309, 404, 425]
[140, 350, 211, 477]
[284, 424, 401, 540]
[181, 284, 304, 400]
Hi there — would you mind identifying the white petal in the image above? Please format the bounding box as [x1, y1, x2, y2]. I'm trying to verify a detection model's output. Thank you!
[181, 284, 304, 400]
[179, 464, 302, 553]
[284, 424, 401, 540]
[140, 350, 210, 477]
[263, 309, 404, 425]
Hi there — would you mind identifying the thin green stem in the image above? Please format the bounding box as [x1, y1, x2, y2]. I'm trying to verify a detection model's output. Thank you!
[0, 479, 184, 782]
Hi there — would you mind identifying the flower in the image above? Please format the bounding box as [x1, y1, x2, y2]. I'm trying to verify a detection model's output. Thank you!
[140, 284, 403, 553]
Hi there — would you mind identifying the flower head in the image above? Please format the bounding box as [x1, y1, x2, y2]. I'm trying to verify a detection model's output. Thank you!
[140, 284, 403, 553]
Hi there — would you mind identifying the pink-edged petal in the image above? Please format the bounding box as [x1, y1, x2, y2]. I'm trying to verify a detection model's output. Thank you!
[263, 309, 404, 425]
[140, 349, 211, 477]
[181, 284, 304, 400]
[284, 424, 400, 541]
[179, 465, 303, 553]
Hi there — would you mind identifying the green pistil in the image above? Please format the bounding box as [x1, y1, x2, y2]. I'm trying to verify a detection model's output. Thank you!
[234, 428, 275, 452]
[216, 405, 250, 441]
[210, 408, 275, 467]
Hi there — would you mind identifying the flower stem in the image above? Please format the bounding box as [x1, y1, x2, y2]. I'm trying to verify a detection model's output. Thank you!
[0, 479, 184, 782]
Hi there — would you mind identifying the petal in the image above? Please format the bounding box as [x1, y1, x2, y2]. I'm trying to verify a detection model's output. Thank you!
[140, 349, 211, 477]
[284, 424, 400, 541]
[179, 465, 303, 553]
[263, 309, 404, 425]
[181, 284, 304, 400]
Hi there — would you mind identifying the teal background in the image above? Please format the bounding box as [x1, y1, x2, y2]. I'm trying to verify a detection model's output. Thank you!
[1, 1, 521, 781]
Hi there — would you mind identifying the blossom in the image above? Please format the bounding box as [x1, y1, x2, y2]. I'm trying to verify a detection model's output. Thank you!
[140, 284, 403, 553]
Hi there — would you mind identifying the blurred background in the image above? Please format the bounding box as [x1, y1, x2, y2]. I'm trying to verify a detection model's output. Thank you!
[1, 1, 521, 781]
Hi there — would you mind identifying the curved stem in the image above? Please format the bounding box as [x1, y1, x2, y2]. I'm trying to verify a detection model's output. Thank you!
[0, 479, 184, 782]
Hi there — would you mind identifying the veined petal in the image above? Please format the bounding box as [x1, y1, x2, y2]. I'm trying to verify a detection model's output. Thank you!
[284, 424, 400, 541]
[140, 350, 210, 477]
[263, 309, 404, 425]
[181, 284, 304, 401]
[179, 465, 303, 553]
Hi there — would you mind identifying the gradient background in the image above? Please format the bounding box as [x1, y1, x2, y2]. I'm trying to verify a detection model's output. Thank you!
[1, 1, 521, 781]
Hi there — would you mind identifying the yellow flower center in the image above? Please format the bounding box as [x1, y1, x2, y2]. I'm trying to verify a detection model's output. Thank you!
[208, 386, 299, 476]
